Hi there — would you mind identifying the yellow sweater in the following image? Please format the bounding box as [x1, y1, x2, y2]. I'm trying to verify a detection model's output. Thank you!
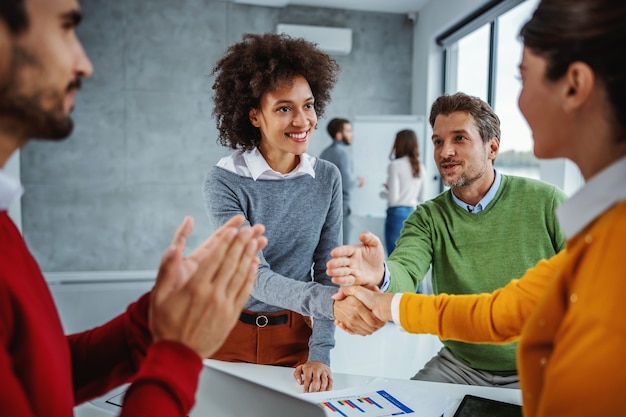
[399, 200, 626, 417]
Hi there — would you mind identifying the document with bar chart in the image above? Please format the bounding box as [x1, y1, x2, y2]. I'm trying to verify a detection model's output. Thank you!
[302, 379, 450, 417]
[320, 389, 415, 416]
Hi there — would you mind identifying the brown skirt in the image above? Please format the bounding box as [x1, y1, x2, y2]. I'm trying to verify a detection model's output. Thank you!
[210, 309, 311, 367]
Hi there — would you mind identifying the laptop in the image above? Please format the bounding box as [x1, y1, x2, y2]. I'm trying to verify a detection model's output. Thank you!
[94, 363, 327, 417]
[190, 363, 327, 417]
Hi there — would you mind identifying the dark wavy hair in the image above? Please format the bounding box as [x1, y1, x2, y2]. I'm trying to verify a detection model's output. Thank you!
[429, 92, 501, 145]
[326, 118, 350, 140]
[211, 33, 341, 151]
[521, 0, 626, 141]
[0, 0, 28, 33]
[390, 129, 421, 177]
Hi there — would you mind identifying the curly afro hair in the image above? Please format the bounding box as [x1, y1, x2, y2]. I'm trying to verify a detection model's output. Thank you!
[211, 32, 341, 151]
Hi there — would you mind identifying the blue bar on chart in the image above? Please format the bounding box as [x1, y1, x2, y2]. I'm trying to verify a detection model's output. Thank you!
[377, 390, 414, 413]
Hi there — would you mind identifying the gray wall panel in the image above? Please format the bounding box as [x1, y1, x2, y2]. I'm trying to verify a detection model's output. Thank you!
[124, 90, 218, 184]
[20, 92, 126, 185]
[22, 183, 130, 271]
[124, 183, 213, 270]
[75, 0, 125, 93]
[125, 0, 227, 93]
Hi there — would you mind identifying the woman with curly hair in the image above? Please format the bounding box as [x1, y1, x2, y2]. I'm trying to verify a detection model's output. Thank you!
[203, 33, 345, 393]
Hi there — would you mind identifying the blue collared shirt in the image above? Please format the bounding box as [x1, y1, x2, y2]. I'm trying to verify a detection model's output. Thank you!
[450, 169, 502, 213]
[216, 147, 316, 180]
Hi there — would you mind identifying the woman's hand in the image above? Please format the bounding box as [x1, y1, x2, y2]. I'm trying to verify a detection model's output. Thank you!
[294, 361, 333, 393]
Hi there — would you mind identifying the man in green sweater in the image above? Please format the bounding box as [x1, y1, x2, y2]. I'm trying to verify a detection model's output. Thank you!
[328, 92, 566, 387]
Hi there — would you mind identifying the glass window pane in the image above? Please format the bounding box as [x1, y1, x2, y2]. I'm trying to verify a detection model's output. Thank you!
[493, 0, 540, 179]
[445, 23, 490, 100]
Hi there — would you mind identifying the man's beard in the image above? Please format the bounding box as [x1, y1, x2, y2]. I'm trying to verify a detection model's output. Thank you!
[441, 162, 487, 189]
[0, 43, 78, 141]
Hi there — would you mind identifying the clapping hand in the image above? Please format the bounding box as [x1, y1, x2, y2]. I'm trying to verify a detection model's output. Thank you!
[150, 215, 267, 358]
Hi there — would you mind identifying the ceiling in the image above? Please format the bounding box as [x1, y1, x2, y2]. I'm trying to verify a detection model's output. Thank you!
[232, 0, 432, 14]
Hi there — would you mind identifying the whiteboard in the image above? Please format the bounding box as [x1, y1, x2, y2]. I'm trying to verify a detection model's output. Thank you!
[351, 115, 426, 217]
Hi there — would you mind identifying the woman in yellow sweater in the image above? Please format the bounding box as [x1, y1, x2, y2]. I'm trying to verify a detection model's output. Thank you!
[329, 0, 626, 416]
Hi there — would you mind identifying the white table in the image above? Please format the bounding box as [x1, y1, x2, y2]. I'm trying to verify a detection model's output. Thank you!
[199, 360, 521, 417]
[81, 359, 521, 417]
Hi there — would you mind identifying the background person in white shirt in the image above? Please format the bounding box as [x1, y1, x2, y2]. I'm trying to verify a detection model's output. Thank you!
[380, 129, 425, 256]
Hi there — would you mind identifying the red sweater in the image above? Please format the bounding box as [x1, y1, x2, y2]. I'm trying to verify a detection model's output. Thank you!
[0, 212, 202, 416]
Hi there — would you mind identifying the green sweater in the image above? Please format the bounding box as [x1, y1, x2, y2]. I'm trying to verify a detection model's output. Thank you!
[388, 175, 566, 373]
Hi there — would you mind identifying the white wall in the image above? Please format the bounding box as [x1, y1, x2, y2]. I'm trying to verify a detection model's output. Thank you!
[46, 271, 155, 334]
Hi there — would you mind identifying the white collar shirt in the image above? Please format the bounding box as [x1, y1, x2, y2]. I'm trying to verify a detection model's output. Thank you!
[0, 168, 23, 211]
[216, 147, 316, 180]
[557, 155, 626, 239]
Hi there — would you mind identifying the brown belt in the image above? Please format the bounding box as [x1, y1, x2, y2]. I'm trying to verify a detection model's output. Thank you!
[239, 311, 289, 327]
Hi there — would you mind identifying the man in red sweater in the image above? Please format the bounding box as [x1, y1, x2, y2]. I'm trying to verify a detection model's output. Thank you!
[0, 0, 267, 416]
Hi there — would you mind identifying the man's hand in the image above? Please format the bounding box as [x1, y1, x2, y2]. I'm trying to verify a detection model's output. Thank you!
[332, 293, 385, 336]
[149, 215, 267, 358]
[326, 231, 385, 286]
[294, 361, 333, 393]
[334, 286, 395, 324]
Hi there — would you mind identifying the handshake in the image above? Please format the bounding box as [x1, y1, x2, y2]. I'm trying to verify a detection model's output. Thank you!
[326, 231, 398, 336]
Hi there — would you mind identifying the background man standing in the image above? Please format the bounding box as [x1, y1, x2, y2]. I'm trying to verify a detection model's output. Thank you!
[320, 118, 364, 244]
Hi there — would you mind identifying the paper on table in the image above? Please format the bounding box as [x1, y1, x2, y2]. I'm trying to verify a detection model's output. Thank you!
[299, 378, 451, 417]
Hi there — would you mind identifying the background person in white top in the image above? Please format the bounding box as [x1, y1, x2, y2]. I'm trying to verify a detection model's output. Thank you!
[380, 129, 424, 255]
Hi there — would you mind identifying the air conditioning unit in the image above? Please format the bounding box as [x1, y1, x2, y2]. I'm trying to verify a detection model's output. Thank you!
[276, 23, 353, 55]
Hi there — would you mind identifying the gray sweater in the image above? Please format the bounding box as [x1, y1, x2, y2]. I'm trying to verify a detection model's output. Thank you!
[203, 159, 342, 365]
